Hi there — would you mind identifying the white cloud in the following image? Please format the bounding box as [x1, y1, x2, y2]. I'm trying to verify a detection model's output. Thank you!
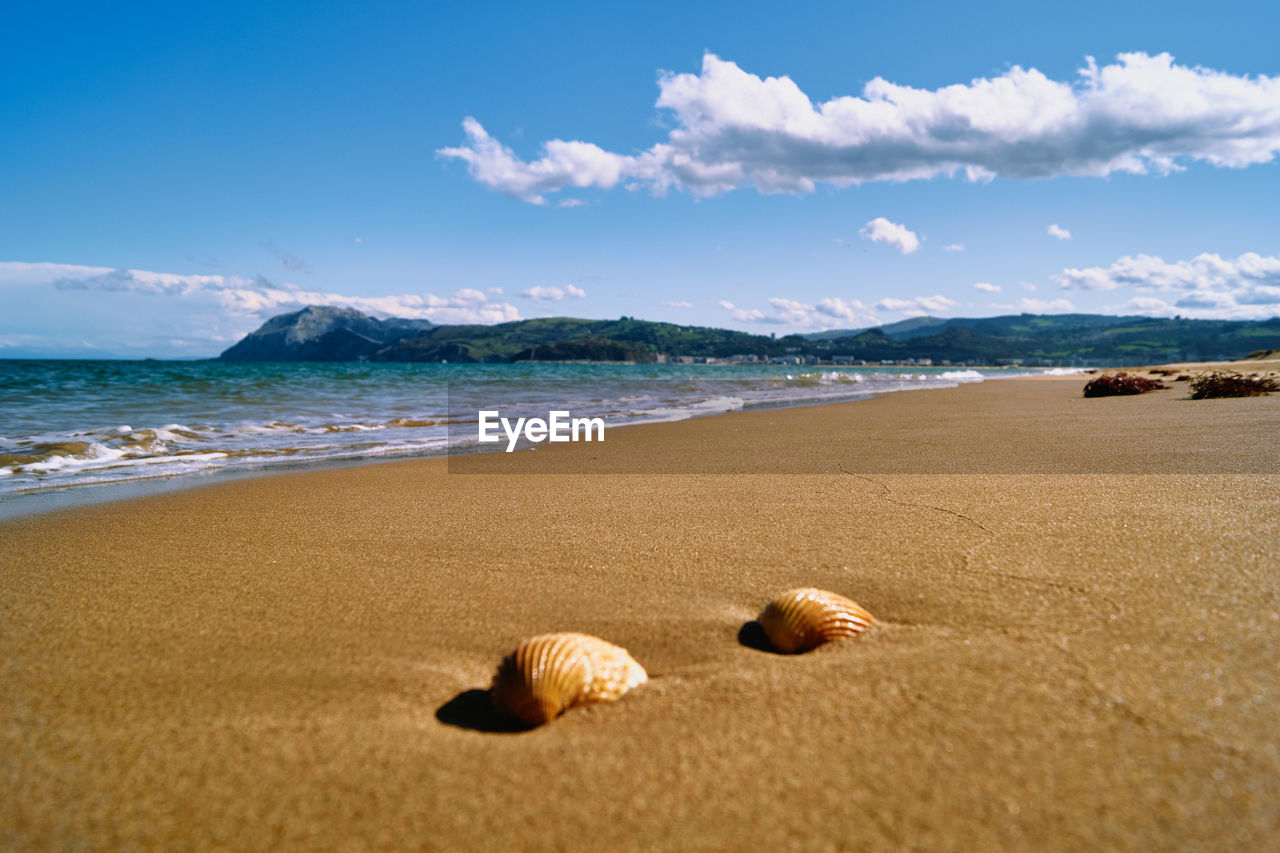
[816, 297, 875, 325]
[860, 217, 921, 254]
[720, 296, 877, 328]
[520, 284, 587, 302]
[0, 261, 523, 325]
[763, 297, 820, 325]
[4, 261, 219, 293]
[991, 297, 1075, 313]
[718, 299, 765, 322]
[1112, 296, 1182, 315]
[440, 52, 1280, 204]
[1018, 297, 1076, 313]
[876, 294, 958, 316]
[660, 299, 694, 308]
[437, 118, 633, 205]
[944, 244, 965, 252]
[1057, 251, 1280, 318]
[1047, 223, 1072, 240]
[1022, 282, 1038, 291]
[1058, 252, 1280, 292]
[1122, 296, 1175, 312]
[973, 282, 1001, 293]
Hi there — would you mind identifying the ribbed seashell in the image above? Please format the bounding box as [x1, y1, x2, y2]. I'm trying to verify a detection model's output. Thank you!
[758, 588, 875, 653]
[490, 632, 647, 726]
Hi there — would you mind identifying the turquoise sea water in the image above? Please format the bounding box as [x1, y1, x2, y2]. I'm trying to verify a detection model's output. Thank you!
[0, 359, 1075, 510]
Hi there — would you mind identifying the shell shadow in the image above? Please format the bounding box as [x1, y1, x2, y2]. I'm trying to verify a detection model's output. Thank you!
[435, 689, 535, 733]
[737, 620, 786, 654]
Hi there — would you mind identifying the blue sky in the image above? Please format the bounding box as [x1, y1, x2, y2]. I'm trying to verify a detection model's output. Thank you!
[3, 0, 1279, 357]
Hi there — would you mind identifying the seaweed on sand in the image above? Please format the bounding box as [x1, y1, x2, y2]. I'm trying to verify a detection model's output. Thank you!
[1188, 371, 1280, 399]
[1082, 372, 1167, 397]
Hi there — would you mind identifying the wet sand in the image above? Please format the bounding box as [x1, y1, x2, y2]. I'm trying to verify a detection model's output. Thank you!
[2, 375, 1279, 850]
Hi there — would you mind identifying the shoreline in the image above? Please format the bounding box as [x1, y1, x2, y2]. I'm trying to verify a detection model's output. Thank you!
[3, 371, 1278, 849]
[0, 366, 1038, 522]
[8, 358, 1275, 521]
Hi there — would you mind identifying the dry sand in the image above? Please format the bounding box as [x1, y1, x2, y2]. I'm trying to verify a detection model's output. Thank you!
[2, 376, 1279, 850]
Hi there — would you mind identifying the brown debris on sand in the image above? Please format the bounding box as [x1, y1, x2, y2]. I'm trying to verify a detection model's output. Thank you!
[1188, 370, 1280, 399]
[1082, 372, 1167, 397]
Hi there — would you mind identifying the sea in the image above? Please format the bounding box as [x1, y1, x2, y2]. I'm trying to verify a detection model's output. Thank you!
[0, 359, 1083, 516]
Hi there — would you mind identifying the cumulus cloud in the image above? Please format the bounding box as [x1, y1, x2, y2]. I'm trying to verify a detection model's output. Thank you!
[991, 297, 1076, 313]
[1047, 224, 1072, 240]
[0, 261, 522, 325]
[720, 293, 954, 325]
[660, 299, 694, 308]
[718, 299, 765, 322]
[876, 294, 959, 316]
[1056, 251, 1280, 318]
[816, 297, 876, 325]
[521, 284, 587, 302]
[440, 52, 1280, 204]
[973, 282, 1001, 293]
[761, 297, 822, 325]
[1114, 296, 1181, 315]
[451, 288, 488, 303]
[1018, 297, 1076, 313]
[1058, 251, 1280, 292]
[944, 244, 965, 252]
[860, 217, 921, 254]
[720, 296, 877, 328]
[437, 118, 634, 205]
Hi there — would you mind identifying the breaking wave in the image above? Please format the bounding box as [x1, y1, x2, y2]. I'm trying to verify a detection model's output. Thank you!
[0, 359, 1053, 499]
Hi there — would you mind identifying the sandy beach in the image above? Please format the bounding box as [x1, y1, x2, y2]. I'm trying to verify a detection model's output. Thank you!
[3, 374, 1279, 850]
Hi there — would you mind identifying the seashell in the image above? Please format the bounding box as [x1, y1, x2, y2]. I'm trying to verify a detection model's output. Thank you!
[490, 632, 647, 726]
[758, 588, 874, 653]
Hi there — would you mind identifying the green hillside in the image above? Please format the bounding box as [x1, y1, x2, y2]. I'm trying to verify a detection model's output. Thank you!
[377, 316, 780, 362]
[221, 308, 1280, 366]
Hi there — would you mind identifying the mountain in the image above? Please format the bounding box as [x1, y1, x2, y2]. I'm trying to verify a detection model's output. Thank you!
[219, 306, 435, 361]
[375, 316, 772, 362]
[807, 314, 1280, 364]
[219, 307, 1280, 366]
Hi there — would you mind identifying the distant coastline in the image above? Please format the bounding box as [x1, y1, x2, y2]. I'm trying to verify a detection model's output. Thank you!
[211, 305, 1280, 368]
